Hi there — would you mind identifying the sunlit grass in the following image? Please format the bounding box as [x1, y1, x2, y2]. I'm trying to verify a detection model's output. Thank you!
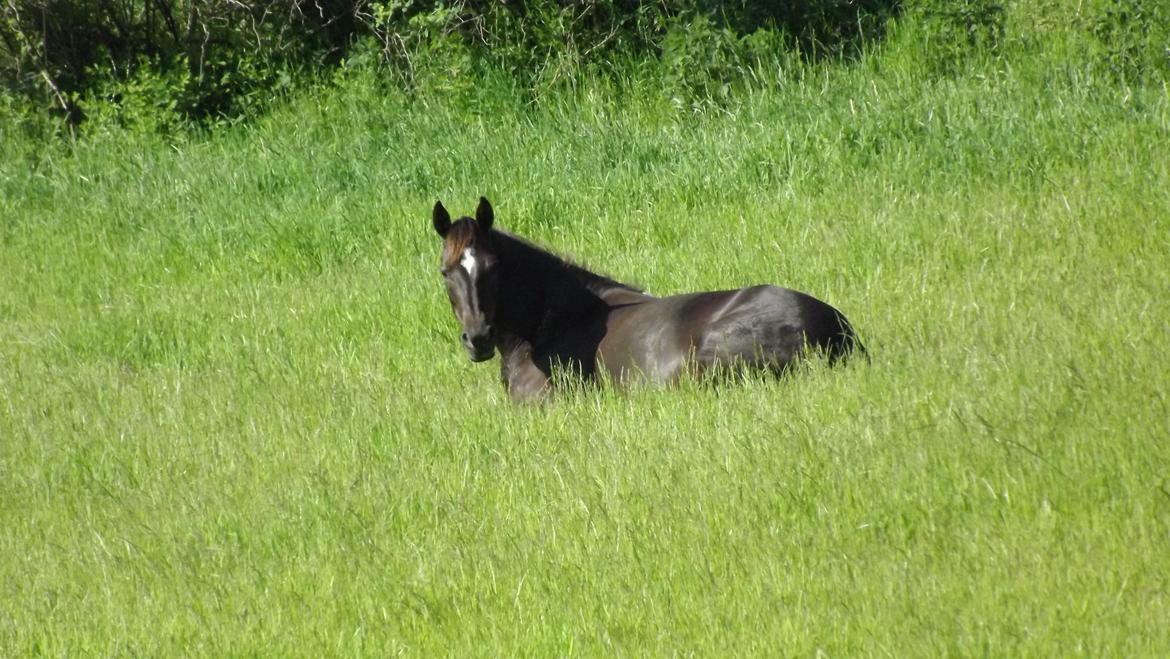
[2, 28, 1170, 655]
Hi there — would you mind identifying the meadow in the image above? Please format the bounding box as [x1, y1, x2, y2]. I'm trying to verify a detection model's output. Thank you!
[3, 10, 1170, 655]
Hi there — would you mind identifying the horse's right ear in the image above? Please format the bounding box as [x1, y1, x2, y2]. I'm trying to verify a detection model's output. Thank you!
[476, 196, 494, 231]
[432, 200, 451, 237]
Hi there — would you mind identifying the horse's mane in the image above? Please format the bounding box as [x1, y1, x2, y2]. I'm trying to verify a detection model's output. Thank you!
[493, 229, 644, 299]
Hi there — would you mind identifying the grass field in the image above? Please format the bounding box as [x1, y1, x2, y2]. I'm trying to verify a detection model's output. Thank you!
[3, 15, 1170, 655]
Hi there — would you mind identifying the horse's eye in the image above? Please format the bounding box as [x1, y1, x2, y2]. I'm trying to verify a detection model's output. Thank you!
[439, 267, 449, 277]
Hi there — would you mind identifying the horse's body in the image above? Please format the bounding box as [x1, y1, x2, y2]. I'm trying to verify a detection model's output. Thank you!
[433, 198, 863, 402]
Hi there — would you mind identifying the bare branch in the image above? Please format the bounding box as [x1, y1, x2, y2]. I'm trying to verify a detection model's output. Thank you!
[40, 68, 68, 111]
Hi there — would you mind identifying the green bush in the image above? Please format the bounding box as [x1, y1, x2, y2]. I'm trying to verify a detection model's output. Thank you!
[1, 0, 359, 127]
[3, 0, 907, 127]
[3, 0, 1167, 131]
[1086, 0, 1170, 82]
[916, 0, 1007, 72]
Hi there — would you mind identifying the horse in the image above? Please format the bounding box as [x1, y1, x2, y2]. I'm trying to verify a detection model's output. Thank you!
[431, 197, 864, 402]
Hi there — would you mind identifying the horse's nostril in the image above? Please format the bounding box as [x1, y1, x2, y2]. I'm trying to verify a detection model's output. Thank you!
[461, 332, 469, 344]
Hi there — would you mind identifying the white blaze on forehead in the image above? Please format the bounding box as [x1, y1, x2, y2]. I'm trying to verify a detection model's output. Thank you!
[460, 248, 478, 278]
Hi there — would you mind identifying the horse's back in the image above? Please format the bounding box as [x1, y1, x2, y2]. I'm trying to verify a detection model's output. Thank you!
[599, 284, 861, 382]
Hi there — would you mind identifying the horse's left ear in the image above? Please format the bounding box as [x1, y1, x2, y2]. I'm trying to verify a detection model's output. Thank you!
[476, 196, 494, 231]
[433, 200, 451, 237]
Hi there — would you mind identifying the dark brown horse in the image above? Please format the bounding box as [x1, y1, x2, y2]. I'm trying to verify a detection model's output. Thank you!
[432, 197, 864, 402]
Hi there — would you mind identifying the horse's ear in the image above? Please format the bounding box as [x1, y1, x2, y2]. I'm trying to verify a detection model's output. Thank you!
[476, 196, 494, 231]
[432, 200, 451, 237]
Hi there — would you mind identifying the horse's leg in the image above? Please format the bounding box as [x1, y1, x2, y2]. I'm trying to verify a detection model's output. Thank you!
[502, 361, 549, 402]
[499, 342, 551, 403]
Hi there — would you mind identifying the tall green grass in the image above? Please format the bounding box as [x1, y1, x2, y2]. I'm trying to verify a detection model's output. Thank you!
[3, 11, 1170, 655]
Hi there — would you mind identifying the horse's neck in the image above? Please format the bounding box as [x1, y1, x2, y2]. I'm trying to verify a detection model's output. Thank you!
[496, 239, 609, 345]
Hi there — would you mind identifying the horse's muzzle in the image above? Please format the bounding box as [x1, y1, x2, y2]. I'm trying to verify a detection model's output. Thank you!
[462, 329, 495, 362]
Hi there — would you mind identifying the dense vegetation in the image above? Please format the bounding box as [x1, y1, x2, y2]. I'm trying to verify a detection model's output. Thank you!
[2, 0, 1169, 654]
[5, 0, 1166, 129]
[4, 0, 906, 122]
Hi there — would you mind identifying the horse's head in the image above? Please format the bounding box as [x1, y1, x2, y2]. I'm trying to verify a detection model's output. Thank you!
[432, 197, 500, 362]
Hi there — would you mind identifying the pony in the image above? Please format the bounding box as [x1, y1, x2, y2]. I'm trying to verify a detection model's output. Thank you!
[432, 197, 863, 401]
